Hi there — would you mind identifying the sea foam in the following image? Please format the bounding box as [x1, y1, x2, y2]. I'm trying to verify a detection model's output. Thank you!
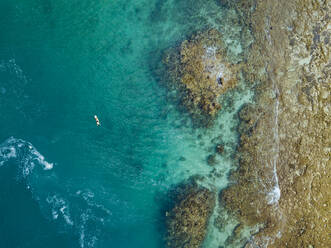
[0, 137, 54, 175]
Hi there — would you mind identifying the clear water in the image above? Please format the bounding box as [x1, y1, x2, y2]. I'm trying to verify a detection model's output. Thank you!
[0, 0, 253, 247]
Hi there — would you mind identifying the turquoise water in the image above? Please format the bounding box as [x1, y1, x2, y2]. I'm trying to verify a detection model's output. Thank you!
[0, 1, 253, 247]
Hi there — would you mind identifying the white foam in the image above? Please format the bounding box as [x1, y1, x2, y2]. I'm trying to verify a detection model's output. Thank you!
[267, 184, 281, 205]
[0, 136, 54, 174]
[78, 212, 99, 248]
[32, 149, 54, 170]
[0, 146, 17, 162]
[45, 188, 108, 248]
[79, 226, 86, 248]
[264, 159, 281, 205]
[46, 195, 74, 226]
[267, 79, 281, 205]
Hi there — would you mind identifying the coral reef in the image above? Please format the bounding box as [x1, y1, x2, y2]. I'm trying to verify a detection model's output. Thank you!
[221, 0, 331, 247]
[163, 29, 238, 126]
[165, 180, 216, 248]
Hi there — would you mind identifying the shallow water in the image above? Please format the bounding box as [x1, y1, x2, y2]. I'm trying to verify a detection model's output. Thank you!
[0, 1, 252, 247]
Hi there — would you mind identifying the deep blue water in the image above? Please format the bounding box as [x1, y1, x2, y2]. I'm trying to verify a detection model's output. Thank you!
[0, 1, 253, 247]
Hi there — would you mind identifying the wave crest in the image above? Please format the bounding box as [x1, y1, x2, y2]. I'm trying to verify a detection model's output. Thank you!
[0, 136, 54, 176]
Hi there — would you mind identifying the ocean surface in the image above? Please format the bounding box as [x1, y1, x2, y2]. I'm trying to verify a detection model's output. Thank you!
[0, 1, 253, 247]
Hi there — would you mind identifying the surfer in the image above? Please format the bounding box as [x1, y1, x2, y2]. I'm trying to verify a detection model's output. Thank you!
[94, 115, 100, 126]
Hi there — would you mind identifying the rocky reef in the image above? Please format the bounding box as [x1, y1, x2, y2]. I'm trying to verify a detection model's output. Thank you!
[162, 1, 330, 247]
[165, 180, 216, 248]
[163, 29, 238, 126]
[220, 0, 331, 247]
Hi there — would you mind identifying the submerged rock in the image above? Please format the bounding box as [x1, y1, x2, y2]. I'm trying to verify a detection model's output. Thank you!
[165, 181, 215, 248]
[207, 154, 217, 165]
[163, 29, 238, 126]
[215, 144, 224, 154]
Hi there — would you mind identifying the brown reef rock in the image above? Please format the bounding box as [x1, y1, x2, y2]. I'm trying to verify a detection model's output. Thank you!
[163, 29, 238, 125]
[221, 0, 331, 247]
[166, 181, 216, 248]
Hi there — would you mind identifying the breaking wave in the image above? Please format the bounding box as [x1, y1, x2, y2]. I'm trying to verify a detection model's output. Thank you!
[0, 136, 53, 174]
[0, 137, 110, 247]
